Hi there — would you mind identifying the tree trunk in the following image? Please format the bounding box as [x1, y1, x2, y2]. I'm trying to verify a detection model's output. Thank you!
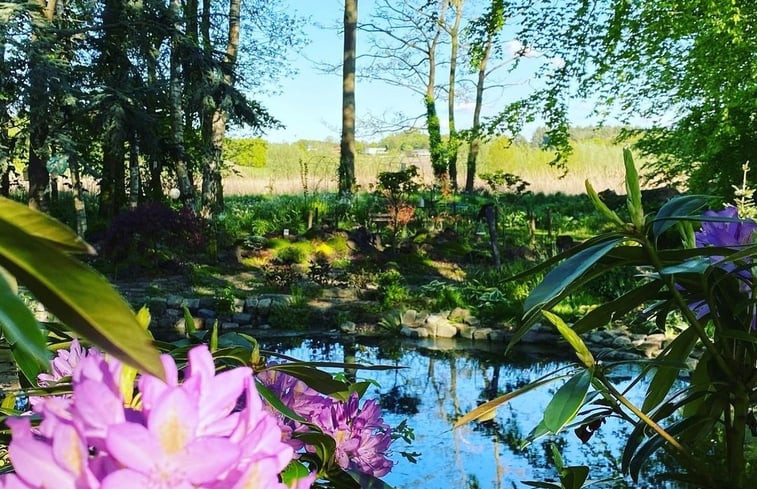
[70, 155, 87, 236]
[27, 33, 50, 211]
[446, 0, 463, 190]
[338, 0, 357, 196]
[201, 0, 240, 217]
[465, 33, 492, 192]
[128, 136, 140, 208]
[426, 2, 446, 180]
[170, 0, 196, 209]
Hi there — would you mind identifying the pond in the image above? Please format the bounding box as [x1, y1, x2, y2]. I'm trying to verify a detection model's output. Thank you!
[259, 335, 680, 489]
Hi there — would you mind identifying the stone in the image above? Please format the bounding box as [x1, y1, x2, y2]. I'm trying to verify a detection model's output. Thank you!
[464, 316, 480, 326]
[425, 315, 457, 338]
[222, 322, 240, 331]
[340, 321, 357, 334]
[473, 328, 493, 341]
[182, 298, 200, 312]
[636, 341, 663, 358]
[489, 329, 508, 342]
[612, 336, 633, 348]
[147, 297, 167, 315]
[258, 323, 272, 330]
[457, 324, 477, 339]
[166, 294, 183, 308]
[232, 313, 253, 325]
[165, 308, 182, 319]
[448, 307, 472, 323]
[244, 297, 258, 311]
[197, 308, 217, 320]
[401, 309, 419, 326]
[399, 326, 429, 338]
[256, 298, 272, 313]
[198, 297, 216, 309]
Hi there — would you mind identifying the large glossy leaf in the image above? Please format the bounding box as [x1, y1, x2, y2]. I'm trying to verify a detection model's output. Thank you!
[573, 281, 664, 334]
[543, 311, 594, 368]
[0, 220, 163, 379]
[0, 271, 50, 384]
[543, 369, 593, 433]
[642, 327, 699, 413]
[0, 197, 94, 254]
[651, 195, 709, 238]
[524, 238, 623, 316]
[454, 374, 567, 429]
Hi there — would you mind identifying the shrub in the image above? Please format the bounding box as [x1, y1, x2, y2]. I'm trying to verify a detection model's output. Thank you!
[101, 202, 206, 271]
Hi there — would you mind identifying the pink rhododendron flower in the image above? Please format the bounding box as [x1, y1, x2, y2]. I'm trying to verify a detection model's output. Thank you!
[0, 345, 308, 489]
[259, 368, 394, 478]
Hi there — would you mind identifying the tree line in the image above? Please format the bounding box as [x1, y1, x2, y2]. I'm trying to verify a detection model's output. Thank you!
[0, 0, 304, 233]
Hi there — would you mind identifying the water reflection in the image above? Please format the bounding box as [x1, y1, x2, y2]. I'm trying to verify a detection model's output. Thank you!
[260, 336, 672, 489]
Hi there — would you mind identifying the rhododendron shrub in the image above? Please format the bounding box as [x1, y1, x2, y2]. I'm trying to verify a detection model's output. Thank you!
[0, 345, 308, 489]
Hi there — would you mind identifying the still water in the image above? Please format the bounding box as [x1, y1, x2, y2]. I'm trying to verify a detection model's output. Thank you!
[259, 335, 675, 489]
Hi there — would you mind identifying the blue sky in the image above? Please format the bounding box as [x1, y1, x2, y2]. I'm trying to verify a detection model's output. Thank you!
[249, 0, 606, 143]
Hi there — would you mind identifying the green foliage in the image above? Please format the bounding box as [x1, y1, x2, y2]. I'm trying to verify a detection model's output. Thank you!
[377, 269, 412, 309]
[0, 197, 163, 380]
[225, 138, 268, 168]
[275, 243, 310, 265]
[377, 129, 430, 152]
[459, 151, 757, 489]
[497, 0, 757, 198]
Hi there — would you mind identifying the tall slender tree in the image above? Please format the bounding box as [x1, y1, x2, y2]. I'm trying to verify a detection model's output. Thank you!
[338, 0, 358, 196]
[444, 0, 463, 189]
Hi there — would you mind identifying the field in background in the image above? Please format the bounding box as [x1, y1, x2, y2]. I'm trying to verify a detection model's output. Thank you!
[223, 139, 642, 196]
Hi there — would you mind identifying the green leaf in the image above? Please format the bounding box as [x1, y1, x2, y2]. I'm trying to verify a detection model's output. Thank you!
[182, 305, 196, 336]
[642, 327, 699, 413]
[524, 238, 623, 316]
[0, 271, 50, 384]
[651, 195, 709, 238]
[543, 311, 594, 368]
[559, 465, 590, 489]
[454, 374, 567, 429]
[0, 197, 94, 254]
[280, 461, 312, 487]
[265, 364, 352, 400]
[346, 470, 396, 489]
[522, 482, 562, 489]
[256, 381, 306, 424]
[573, 281, 664, 334]
[209, 321, 219, 352]
[623, 148, 645, 228]
[586, 179, 625, 227]
[0, 220, 163, 379]
[543, 369, 593, 434]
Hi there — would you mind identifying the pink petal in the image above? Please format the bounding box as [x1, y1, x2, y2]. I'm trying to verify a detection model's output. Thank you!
[6, 419, 75, 489]
[186, 345, 215, 384]
[51, 423, 88, 479]
[74, 379, 125, 437]
[101, 469, 150, 489]
[179, 437, 241, 483]
[0, 473, 33, 489]
[148, 387, 198, 455]
[106, 422, 162, 472]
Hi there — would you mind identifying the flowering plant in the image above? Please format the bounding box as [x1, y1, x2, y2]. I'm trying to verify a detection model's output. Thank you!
[457, 150, 757, 488]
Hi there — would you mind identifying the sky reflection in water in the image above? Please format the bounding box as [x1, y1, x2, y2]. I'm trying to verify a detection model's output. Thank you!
[262, 336, 678, 489]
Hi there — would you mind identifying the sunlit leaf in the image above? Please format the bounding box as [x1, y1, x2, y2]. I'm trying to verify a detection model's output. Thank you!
[0, 197, 94, 254]
[265, 364, 352, 399]
[623, 149, 645, 228]
[543, 369, 593, 434]
[543, 311, 594, 368]
[454, 375, 565, 429]
[346, 470, 396, 489]
[0, 220, 163, 379]
[586, 179, 625, 227]
[280, 461, 311, 487]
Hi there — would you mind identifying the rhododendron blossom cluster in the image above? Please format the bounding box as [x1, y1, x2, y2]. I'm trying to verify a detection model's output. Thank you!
[258, 368, 394, 477]
[0, 345, 310, 489]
